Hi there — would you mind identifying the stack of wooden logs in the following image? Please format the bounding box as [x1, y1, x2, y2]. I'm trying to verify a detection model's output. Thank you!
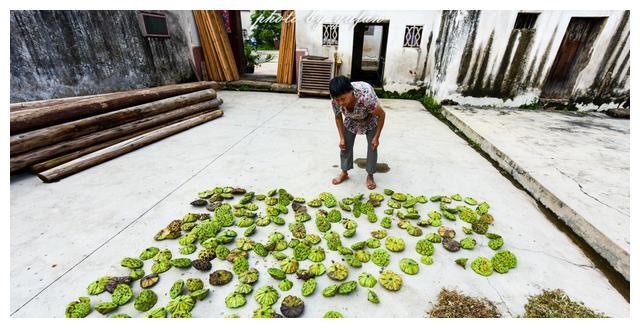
[277, 10, 296, 85]
[193, 10, 239, 82]
[10, 82, 224, 183]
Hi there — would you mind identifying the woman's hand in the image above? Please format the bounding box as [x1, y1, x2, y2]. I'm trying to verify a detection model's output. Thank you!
[339, 138, 346, 151]
[371, 137, 380, 151]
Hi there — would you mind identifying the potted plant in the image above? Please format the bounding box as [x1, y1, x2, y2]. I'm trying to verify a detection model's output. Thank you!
[244, 43, 259, 73]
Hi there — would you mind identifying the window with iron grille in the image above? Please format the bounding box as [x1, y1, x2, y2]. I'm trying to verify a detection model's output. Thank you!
[322, 24, 339, 46]
[514, 13, 539, 30]
[403, 25, 423, 48]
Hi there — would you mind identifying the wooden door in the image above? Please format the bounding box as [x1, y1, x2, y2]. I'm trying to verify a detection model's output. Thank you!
[541, 17, 605, 99]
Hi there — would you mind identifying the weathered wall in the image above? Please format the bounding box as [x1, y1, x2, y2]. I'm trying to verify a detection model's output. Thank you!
[296, 10, 630, 110]
[428, 10, 630, 109]
[10, 10, 199, 102]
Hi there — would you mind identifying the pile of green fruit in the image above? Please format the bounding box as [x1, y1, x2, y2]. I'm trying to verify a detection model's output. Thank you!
[65, 186, 516, 318]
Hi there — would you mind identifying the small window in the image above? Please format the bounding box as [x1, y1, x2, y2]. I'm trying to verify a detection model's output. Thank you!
[514, 13, 539, 30]
[322, 24, 339, 46]
[403, 25, 423, 48]
[138, 12, 170, 38]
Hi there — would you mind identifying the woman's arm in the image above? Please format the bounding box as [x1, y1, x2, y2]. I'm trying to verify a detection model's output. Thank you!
[371, 105, 385, 150]
[335, 114, 346, 150]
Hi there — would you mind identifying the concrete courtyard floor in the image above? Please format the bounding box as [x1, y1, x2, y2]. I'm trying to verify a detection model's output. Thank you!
[442, 106, 630, 279]
[10, 91, 629, 317]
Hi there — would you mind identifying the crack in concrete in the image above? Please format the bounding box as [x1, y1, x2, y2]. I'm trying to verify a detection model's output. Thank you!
[509, 245, 596, 269]
[10, 101, 293, 317]
[486, 277, 514, 317]
[555, 168, 629, 217]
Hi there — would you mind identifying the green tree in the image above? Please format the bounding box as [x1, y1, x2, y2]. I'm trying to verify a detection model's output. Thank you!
[250, 10, 281, 49]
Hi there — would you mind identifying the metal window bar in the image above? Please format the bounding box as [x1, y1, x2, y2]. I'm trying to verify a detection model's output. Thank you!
[403, 25, 423, 48]
[322, 24, 339, 46]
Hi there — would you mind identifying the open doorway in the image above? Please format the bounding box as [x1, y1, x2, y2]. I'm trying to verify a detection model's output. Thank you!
[351, 22, 389, 87]
[238, 10, 280, 82]
[540, 17, 606, 99]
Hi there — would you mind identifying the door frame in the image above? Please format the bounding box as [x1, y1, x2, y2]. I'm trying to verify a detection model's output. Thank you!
[350, 21, 389, 87]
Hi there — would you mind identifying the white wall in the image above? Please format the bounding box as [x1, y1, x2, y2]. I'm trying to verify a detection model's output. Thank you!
[296, 10, 630, 109]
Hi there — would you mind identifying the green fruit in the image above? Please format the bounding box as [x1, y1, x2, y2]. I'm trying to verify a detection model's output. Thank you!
[471, 257, 493, 276]
[301, 278, 317, 296]
[254, 286, 280, 306]
[278, 279, 293, 291]
[492, 250, 517, 273]
[169, 279, 184, 299]
[358, 272, 377, 288]
[488, 237, 504, 250]
[308, 246, 326, 262]
[65, 297, 91, 318]
[327, 263, 349, 281]
[309, 263, 326, 276]
[421, 256, 433, 265]
[322, 284, 339, 297]
[399, 258, 419, 275]
[379, 270, 403, 291]
[121, 257, 143, 269]
[87, 276, 111, 295]
[166, 295, 195, 314]
[112, 284, 133, 306]
[355, 249, 371, 263]
[139, 247, 160, 261]
[232, 256, 249, 274]
[150, 259, 172, 274]
[209, 270, 233, 286]
[371, 249, 391, 267]
[415, 239, 435, 256]
[170, 258, 192, 268]
[145, 307, 167, 318]
[460, 237, 477, 249]
[280, 257, 299, 274]
[385, 236, 405, 252]
[338, 281, 357, 294]
[134, 290, 158, 312]
[323, 311, 344, 318]
[190, 288, 209, 301]
[455, 258, 468, 268]
[268, 267, 287, 280]
[95, 301, 118, 315]
[464, 197, 478, 205]
[368, 289, 380, 303]
[186, 278, 204, 292]
[238, 268, 259, 285]
[280, 295, 305, 318]
[225, 292, 247, 308]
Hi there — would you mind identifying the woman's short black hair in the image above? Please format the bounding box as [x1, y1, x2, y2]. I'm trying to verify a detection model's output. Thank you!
[329, 76, 353, 98]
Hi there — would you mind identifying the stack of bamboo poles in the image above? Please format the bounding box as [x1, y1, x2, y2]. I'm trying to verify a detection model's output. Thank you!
[193, 10, 239, 82]
[10, 82, 224, 183]
[277, 10, 296, 85]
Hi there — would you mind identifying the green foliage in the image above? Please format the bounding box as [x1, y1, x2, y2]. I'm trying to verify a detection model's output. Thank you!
[250, 10, 281, 48]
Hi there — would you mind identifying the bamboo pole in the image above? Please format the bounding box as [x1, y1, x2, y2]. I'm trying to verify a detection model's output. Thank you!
[213, 10, 240, 80]
[11, 98, 222, 172]
[10, 89, 217, 156]
[37, 110, 224, 183]
[10, 81, 218, 134]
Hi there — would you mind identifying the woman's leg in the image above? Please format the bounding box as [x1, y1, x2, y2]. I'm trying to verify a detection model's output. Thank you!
[365, 128, 378, 175]
[333, 127, 356, 185]
[341, 127, 356, 172]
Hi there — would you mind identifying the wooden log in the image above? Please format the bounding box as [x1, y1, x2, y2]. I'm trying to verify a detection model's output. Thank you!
[11, 98, 223, 172]
[30, 109, 215, 173]
[11, 94, 102, 112]
[10, 89, 217, 156]
[37, 110, 224, 183]
[10, 81, 218, 134]
[206, 11, 233, 81]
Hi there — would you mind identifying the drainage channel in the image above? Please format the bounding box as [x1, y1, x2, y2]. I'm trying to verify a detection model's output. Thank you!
[427, 106, 630, 302]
